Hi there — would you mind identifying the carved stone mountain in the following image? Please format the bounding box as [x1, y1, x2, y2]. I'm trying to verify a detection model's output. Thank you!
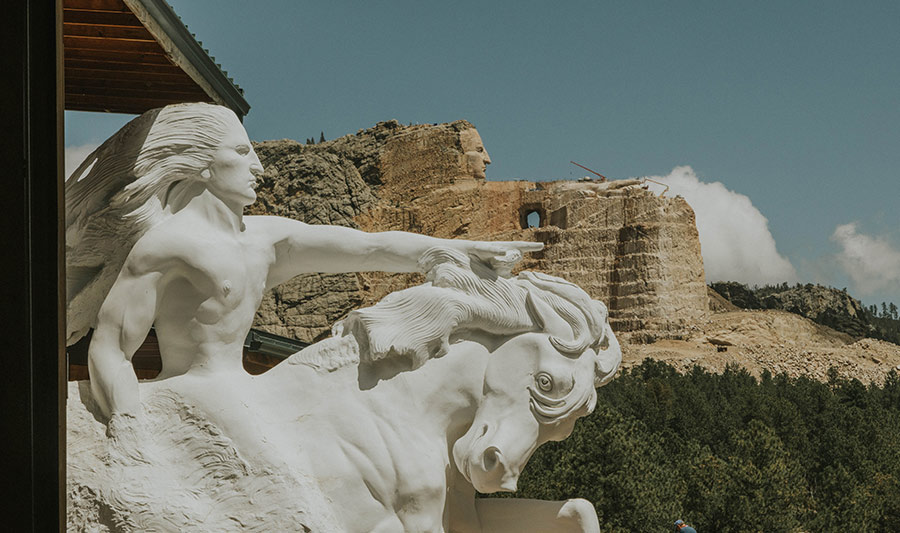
[249, 120, 707, 343]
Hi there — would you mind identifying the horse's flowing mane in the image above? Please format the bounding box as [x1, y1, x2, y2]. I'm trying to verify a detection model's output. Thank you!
[289, 247, 620, 386]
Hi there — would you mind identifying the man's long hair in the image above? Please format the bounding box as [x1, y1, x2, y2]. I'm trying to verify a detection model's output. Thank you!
[65, 103, 241, 345]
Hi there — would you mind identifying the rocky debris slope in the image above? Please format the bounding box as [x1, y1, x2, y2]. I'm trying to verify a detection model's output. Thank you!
[623, 309, 900, 385]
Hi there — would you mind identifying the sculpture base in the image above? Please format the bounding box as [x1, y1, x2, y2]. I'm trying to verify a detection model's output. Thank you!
[66, 380, 340, 532]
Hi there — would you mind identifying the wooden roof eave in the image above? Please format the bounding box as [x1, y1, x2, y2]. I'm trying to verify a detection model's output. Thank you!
[122, 0, 250, 118]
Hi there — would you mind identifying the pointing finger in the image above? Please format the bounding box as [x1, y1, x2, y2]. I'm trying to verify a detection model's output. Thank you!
[514, 242, 544, 252]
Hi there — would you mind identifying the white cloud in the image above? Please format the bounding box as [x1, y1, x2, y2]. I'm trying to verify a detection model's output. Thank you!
[65, 143, 99, 181]
[643, 166, 798, 285]
[831, 222, 900, 296]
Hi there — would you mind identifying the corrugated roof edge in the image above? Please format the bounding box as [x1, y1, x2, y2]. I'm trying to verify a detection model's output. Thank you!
[124, 0, 251, 118]
[244, 329, 310, 359]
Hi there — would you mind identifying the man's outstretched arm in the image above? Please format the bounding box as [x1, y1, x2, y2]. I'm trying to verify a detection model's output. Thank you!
[255, 217, 542, 289]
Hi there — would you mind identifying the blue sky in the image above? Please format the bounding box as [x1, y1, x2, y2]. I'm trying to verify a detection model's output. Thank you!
[65, 0, 900, 307]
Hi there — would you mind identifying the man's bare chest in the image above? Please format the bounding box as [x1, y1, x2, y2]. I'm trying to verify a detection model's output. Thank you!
[165, 238, 271, 313]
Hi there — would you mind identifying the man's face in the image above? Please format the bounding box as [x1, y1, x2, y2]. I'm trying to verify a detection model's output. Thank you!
[460, 128, 491, 179]
[206, 117, 264, 209]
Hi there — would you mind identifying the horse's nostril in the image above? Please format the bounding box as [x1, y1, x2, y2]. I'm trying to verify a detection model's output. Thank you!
[483, 446, 500, 471]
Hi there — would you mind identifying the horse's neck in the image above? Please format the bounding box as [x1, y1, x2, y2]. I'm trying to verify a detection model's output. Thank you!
[378, 340, 488, 436]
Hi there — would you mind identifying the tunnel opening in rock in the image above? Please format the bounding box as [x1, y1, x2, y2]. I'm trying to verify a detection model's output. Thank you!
[520, 204, 545, 229]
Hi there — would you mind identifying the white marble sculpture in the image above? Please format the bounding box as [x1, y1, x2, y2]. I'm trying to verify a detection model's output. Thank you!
[66, 103, 621, 532]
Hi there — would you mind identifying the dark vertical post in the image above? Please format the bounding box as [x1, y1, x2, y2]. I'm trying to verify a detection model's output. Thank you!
[0, 0, 64, 530]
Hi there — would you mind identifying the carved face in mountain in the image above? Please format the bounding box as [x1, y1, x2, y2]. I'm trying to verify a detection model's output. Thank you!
[460, 128, 491, 179]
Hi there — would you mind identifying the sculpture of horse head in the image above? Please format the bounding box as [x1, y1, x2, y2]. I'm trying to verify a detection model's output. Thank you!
[329, 247, 621, 496]
[452, 272, 620, 493]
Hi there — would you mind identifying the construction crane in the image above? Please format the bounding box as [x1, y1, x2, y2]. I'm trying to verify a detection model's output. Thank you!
[569, 161, 669, 197]
[570, 161, 607, 182]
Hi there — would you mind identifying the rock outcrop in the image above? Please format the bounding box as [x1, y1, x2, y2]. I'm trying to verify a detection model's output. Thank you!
[761, 285, 870, 337]
[709, 282, 876, 339]
[250, 120, 708, 343]
[248, 138, 380, 341]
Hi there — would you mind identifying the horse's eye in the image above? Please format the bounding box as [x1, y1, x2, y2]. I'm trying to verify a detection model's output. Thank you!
[536, 372, 553, 392]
